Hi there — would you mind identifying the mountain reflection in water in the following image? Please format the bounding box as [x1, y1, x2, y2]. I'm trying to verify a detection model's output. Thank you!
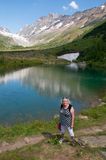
[0, 65, 106, 124]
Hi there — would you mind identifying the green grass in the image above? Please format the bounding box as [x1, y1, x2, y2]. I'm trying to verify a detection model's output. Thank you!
[0, 138, 103, 160]
[0, 54, 69, 72]
[0, 35, 16, 50]
[102, 96, 106, 103]
[0, 20, 106, 70]
[0, 102, 105, 159]
[75, 104, 106, 130]
[0, 103, 105, 142]
[0, 119, 58, 142]
[0, 22, 92, 51]
[0, 57, 43, 72]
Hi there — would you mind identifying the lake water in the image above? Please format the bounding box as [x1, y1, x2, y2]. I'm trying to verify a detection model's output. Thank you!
[0, 65, 106, 125]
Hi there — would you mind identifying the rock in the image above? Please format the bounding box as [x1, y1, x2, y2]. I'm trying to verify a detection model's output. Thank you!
[78, 114, 88, 120]
[76, 124, 106, 136]
[24, 137, 30, 144]
[80, 136, 106, 148]
[100, 151, 106, 159]
[0, 135, 45, 154]
[98, 99, 102, 102]
[99, 102, 106, 106]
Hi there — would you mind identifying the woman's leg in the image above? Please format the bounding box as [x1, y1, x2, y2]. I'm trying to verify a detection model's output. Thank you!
[67, 127, 74, 137]
[59, 125, 66, 144]
[67, 127, 75, 145]
[60, 125, 66, 134]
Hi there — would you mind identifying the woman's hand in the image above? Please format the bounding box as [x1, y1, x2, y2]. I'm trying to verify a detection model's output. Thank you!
[71, 124, 74, 128]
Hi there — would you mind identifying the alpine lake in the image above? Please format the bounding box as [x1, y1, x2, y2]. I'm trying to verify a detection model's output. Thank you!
[0, 64, 106, 125]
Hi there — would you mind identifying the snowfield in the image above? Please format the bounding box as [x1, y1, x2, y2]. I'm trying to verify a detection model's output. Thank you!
[57, 53, 79, 62]
[0, 30, 30, 47]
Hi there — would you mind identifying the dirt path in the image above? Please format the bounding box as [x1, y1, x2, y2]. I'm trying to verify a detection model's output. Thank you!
[0, 135, 44, 154]
[0, 124, 105, 154]
[79, 135, 106, 148]
[76, 124, 106, 136]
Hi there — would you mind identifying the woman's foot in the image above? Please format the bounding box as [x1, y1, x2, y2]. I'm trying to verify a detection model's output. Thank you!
[71, 136, 76, 146]
[59, 138, 64, 144]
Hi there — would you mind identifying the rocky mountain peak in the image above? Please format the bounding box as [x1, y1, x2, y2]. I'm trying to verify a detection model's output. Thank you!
[0, 27, 10, 33]
[38, 13, 61, 21]
[0, 3, 106, 47]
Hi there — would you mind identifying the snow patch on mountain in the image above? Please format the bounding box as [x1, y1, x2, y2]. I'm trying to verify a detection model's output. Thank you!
[101, 5, 105, 10]
[0, 29, 30, 46]
[64, 21, 74, 28]
[0, 3, 106, 47]
[55, 22, 63, 29]
[40, 25, 48, 31]
[80, 25, 85, 28]
[57, 53, 79, 62]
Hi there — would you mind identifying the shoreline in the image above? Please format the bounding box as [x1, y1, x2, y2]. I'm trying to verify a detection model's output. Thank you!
[0, 94, 105, 159]
[0, 93, 105, 141]
[0, 49, 106, 68]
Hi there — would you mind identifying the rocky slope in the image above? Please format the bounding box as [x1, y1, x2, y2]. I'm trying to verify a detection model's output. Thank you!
[0, 3, 106, 48]
[0, 27, 29, 47]
[18, 3, 106, 46]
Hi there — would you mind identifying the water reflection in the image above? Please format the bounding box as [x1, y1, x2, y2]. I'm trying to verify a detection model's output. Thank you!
[0, 68, 29, 84]
[67, 63, 79, 71]
[67, 62, 86, 71]
[0, 66, 106, 100]
[0, 66, 106, 124]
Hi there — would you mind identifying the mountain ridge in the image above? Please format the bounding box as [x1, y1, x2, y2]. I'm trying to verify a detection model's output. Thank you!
[0, 3, 106, 48]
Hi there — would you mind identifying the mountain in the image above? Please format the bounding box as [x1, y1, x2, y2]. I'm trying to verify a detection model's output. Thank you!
[0, 19, 106, 68]
[0, 27, 10, 33]
[0, 3, 106, 49]
[18, 3, 106, 47]
[77, 20, 106, 66]
[0, 27, 30, 48]
[0, 27, 16, 49]
[50, 20, 106, 67]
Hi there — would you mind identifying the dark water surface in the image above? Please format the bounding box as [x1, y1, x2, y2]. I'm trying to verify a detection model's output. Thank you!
[0, 65, 106, 125]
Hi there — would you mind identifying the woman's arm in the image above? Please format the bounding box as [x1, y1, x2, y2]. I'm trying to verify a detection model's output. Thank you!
[70, 107, 75, 128]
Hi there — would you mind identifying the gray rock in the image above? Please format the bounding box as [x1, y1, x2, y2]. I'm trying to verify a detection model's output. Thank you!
[100, 151, 106, 160]
[24, 137, 30, 144]
[78, 114, 88, 120]
[80, 136, 106, 148]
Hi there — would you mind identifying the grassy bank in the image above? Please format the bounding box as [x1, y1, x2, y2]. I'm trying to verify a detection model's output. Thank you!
[0, 139, 103, 160]
[75, 104, 106, 130]
[0, 96, 105, 160]
[0, 54, 69, 73]
[0, 20, 106, 69]
[0, 20, 106, 68]
[0, 101, 106, 143]
[0, 140, 103, 160]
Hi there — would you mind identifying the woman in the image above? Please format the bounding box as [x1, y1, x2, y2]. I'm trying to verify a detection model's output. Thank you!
[59, 97, 75, 144]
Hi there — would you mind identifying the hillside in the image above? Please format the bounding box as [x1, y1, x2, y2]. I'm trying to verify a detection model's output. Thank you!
[76, 20, 106, 66]
[18, 3, 106, 47]
[0, 4, 106, 68]
[0, 34, 16, 50]
[46, 20, 106, 67]
[0, 3, 106, 50]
